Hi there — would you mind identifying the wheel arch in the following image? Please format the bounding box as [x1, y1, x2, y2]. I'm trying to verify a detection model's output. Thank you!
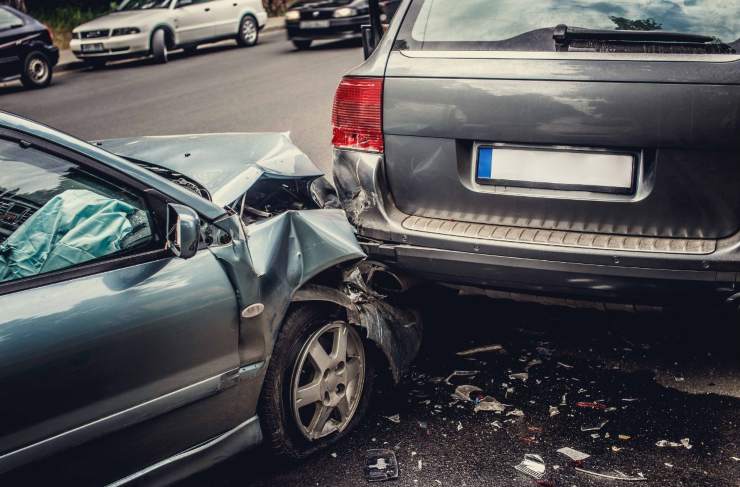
[149, 23, 176, 51]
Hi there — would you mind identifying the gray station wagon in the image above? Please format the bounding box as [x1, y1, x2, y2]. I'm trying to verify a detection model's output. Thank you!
[332, 0, 740, 309]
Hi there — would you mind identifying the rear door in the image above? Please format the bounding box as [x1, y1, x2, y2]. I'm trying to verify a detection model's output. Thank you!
[0, 132, 240, 474]
[174, 0, 216, 42]
[383, 0, 740, 242]
[210, 0, 239, 37]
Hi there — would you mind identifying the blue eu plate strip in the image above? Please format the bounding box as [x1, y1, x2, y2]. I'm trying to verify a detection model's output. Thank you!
[477, 147, 493, 179]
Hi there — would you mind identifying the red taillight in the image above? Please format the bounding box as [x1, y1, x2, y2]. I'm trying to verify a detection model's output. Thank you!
[332, 77, 383, 153]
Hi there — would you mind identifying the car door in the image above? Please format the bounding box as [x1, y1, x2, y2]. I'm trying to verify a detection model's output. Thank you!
[173, 0, 216, 43]
[0, 131, 241, 474]
[0, 8, 26, 78]
[209, 0, 240, 38]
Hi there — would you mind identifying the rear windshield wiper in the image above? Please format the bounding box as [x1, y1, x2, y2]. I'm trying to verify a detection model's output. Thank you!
[552, 24, 733, 53]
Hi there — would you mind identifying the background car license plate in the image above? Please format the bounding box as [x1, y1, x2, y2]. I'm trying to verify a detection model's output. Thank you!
[81, 43, 105, 53]
[476, 145, 635, 193]
[300, 20, 330, 29]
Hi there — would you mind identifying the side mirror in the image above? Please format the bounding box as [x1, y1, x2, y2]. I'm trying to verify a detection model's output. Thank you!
[166, 203, 200, 259]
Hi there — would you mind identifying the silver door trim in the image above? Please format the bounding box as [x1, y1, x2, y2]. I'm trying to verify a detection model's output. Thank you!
[400, 50, 740, 63]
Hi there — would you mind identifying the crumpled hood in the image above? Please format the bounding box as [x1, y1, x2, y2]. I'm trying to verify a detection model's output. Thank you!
[96, 133, 324, 207]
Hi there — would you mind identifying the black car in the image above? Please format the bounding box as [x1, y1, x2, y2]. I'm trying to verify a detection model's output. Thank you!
[0, 6, 58, 89]
[285, 0, 400, 50]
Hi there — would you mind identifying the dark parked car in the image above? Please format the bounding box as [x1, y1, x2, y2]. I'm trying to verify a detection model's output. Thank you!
[332, 0, 740, 309]
[0, 112, 420, 485]
[0, 6, 58, 89]
[285, 0, 401, 50]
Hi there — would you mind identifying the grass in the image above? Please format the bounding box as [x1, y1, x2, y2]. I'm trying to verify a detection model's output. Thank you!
[30, 7, 108, 49]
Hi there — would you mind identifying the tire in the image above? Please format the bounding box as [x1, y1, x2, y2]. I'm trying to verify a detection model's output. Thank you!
[20, 51, 52, 89]
[236, 15, 259, 47]
[292, 40, 312, 50]
[259, 304, 375, 461]
[151, 28, 169, 64]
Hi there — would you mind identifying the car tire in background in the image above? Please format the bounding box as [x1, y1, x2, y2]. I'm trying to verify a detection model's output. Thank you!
[259, 304, 375, 461]
[236, 15, 259, 47]
[151, 28, 169, 64]
[20, 51, 52, 89]
[292, 40, 312, 50]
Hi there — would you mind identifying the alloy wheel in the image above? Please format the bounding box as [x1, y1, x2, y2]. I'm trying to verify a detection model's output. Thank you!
[27, 57, 48, 84]
[290, 321, 365, 441]
[242, 17, 258, 45]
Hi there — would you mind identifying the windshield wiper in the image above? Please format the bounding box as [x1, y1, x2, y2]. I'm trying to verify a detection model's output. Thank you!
[553, 24, 715, 44]
[553, 24, 733, 53]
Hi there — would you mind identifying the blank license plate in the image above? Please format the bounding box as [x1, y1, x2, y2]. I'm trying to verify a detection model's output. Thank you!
[476, 145, 634, 193]
[300, 20, 330, 29]
[81, 43, 105, 53]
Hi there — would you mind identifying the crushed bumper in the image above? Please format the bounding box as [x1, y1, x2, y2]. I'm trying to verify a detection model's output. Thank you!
[333, 148, 740, 305]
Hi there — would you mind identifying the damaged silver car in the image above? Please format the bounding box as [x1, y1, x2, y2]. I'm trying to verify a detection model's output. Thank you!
[0, 112, 421, 486]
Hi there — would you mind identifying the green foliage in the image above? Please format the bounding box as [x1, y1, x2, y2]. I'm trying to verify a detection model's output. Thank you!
[609, 16, 663, 31]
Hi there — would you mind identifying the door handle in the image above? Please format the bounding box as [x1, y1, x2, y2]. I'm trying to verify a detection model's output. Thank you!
[204, 7, 210, 11]
[233, 2, 238, 5]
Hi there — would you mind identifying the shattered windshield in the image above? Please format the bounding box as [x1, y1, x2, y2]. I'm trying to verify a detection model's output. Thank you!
[400, 0, 740, 52]
[117, 0, 172, 11]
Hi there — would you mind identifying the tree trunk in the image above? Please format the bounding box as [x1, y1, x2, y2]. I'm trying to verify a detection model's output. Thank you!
[1, 0, 28, 12]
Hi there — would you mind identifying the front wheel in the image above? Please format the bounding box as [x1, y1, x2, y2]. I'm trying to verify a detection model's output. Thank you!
[292, 40, 312, 50]
[151, 29, 169, 64]
[20, 51, 52, 89]
[236, 15, 259, 47]
[259, 305, 374, 460]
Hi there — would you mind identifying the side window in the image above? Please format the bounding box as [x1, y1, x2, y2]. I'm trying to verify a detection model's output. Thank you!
[177, 0, 211, 7]
[0, 8, 23, 30]
[0, 138, 154, 284]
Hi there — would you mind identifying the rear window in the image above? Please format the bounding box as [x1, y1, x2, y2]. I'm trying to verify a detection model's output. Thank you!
[396, 0, 740, 54]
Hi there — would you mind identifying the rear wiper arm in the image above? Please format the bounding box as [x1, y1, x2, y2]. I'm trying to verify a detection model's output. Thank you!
[553, 24, 716, 45]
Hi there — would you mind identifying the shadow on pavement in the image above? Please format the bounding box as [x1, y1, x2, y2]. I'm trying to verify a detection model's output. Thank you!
[182, 287, 740, 487]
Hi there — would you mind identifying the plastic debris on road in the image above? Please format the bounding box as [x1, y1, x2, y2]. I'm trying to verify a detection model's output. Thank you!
[383, 414, 401, 424]
[453, 385, 483, 402]
[508, 372, 529, 382]
[474, 396, 507, 413]
[456, 344, 505, 356]
[365, 449, 399, 482]
[444, 370, 479, 385]
[576, 401, 608, 410]
[549, 406, 560, 417]
[656, 438, 692, 449]
[575, 467, 646, 482]
[557, 447, 591, 461]
[506, 409, 525, 417]
[581, 420, 609, 432]
[514, 454, 546, 479]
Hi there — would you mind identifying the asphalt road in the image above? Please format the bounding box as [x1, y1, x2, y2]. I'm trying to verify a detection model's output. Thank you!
[0, 29, 362, 173]
[3, 29, 740, 487]
[183, 294, 740, 487]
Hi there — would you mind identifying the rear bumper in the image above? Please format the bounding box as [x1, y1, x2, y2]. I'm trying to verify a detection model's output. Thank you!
[333, 149, 740, 305]
[286, 16, 366, 41]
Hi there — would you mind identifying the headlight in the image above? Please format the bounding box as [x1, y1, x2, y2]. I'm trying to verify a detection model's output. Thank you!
[285, 10, 300, 21]
[333, 7, 357, 18]
[111, 27, 141, 36]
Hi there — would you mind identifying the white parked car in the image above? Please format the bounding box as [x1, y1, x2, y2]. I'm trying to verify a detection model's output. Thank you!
[70, 0, 267, 66]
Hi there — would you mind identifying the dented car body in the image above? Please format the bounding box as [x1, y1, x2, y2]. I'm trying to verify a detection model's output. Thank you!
[0, 113, 420, 485]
